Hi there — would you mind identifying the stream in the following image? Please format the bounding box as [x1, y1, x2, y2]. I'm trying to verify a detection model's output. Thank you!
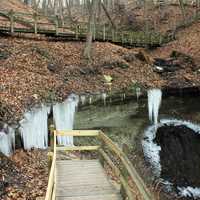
[74, 93, 200, 199]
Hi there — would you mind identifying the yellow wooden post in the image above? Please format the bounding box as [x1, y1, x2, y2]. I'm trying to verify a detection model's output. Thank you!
[103, 24, 106, 41]
[121, 33, 124, 44]
[75, 25, 79, 39]
[33, 12, 38, 35]
[49, 124, 55, 151]
[48, 151, 54, 174]
[111, 29, 115, 42]
[9, 9, 14, 34]
[55, 15, 59, 36]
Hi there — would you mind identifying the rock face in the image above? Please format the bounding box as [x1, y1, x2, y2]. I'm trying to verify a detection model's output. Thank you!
[154, 125, 200, 187]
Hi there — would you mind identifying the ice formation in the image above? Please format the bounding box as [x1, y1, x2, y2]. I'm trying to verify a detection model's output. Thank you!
[80, 95, 86, 105]
[136, 87, 141, 100]
[0, 124, 15, 156]
[147, 89, 162, 125]
[89, 96, 92, 104]
[19, 105, 50, 149]
[53, 94, 79, 146]
[178, 186, 200, 199]
[102, 93, 107, 105]
[142, 124, 161, 177]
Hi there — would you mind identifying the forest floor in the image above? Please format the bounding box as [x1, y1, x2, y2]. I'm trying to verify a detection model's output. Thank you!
[1, 32, 200, 125]
[0, 149, 48, 200]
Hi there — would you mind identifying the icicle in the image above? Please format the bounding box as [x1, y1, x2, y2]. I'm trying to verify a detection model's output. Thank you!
[89, 96, 92, 104]
[19, 105, 50, 150]
[148, 89, 162, 125]
[53, 94, 79, 146]
[80, 95, 86, 105]
[0, 124, 15, 156]
[123, 93, 126, 100]
[121, 93, 126, 101]
[136, 87, 141, 101]
[102, 93, 107, 105]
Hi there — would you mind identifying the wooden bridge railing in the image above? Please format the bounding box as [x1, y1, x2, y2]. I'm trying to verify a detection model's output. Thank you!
[45, 129, 154, 200]
[45, 129, 56, 200]
[0, 9, 172, 46]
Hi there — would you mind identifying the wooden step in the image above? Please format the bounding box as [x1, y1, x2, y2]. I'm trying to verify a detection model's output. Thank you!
[55, 159, 121, 199]
[56, 193, 122, 200]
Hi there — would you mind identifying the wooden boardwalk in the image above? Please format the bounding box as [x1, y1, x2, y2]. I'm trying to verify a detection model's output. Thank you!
[45, 130, 154, 200]
[56, 159, 121, 200]
[0, 9, 172, 47]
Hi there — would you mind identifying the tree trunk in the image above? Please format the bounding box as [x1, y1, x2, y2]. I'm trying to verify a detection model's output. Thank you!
[101, 1, 116, 29]
[83, 0, 96, 60]
[179, 0, 186, 22]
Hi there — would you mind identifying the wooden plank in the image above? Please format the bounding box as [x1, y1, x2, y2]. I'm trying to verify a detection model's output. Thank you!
[57, 179, 110, 187]
[99, 148, 135, 200]
[56, 168, 105, 176]
[57, 145, 99, 151]
[55, 159, 121, 199]
[56, 187, 117, 197]
[56, 193, 122, 200]
[56, 130, 99, 136]
[45, 130, 56, 200]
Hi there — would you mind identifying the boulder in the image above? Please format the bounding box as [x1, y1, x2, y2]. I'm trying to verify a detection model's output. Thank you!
[154, 124, 200, 187]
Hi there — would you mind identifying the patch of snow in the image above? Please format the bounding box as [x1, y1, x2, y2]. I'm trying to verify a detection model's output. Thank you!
[53, 94, 79, 146]
[178, 186, 200, 199]
[142, 124, 162, 177]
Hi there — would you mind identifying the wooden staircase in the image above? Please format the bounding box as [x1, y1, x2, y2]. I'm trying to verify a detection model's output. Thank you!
[44, 130, 154, 200]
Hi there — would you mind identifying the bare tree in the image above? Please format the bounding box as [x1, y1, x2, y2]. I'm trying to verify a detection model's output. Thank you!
[83, 0, 97, 60]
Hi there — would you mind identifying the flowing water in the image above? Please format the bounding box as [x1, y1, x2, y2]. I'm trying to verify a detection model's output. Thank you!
[74, 93, 200, 199]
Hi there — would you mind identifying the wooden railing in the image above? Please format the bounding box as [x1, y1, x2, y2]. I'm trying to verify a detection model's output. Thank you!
[45, 129, 154, 200]
[45, 130, 56, 200]
[0, 9, 171, 47]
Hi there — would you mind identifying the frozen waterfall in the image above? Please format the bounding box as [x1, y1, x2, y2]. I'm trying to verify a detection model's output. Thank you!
[19, 105, 50, 150]
[148, 89, 162, 125]
[0, 124, 15, 156]
[53, 94, 79, 146]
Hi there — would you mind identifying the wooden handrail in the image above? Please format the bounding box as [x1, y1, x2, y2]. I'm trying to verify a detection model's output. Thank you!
[56, 130, 99, 136]
[44, 129, 154, 200]
[99, 131, 154, 200]
[45, 131, 56, 200]
[0, 9, 168, 47]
